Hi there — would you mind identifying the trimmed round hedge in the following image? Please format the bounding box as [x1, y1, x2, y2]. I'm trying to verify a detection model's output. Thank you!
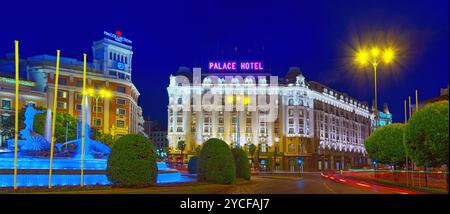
[106, 134, 157, 187]
[198, 138, 236, 184]
[188, 156, 199, 174]
[231, 147, 251, 180]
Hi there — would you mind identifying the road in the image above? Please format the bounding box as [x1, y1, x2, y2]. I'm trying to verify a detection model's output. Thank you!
[218, 173, 376, 194]
[48, 173, 415, 194]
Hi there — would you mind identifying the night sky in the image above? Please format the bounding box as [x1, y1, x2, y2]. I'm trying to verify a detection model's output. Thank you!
[1, 0, 448, 124]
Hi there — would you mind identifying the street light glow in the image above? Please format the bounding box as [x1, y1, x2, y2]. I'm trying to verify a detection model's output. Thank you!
[355, 49, 369, 65]
[87, 88, 94, 96]
[104, 90, 112, 98]
[383, 48, 395, 63]
[370, 47, 380, 57]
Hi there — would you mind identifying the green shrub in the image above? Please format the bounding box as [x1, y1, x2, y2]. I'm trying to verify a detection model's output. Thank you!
[106, 134, 157, 187]
[198, 138, 236, 184]
[188, 156, 198, 174]
[231, 147, 251, 180]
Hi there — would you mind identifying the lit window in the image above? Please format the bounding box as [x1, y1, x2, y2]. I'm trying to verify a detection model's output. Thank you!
[116, 108, 126, 115]
[1, 99, 12, 110]
[57, 91, 67, 98]
[116, 120, 125, 128]
[58, 78, 67, 85]
[116, 98, 126, 105]
[93, 106, 102, 113]
[116, 86, 126, 93]
[288, 143, 295, 153]
[76, 93, 83, 100]
[57, 101, 67, 109]
[94, 118, 102, 127]
[288, 99, 294, 106]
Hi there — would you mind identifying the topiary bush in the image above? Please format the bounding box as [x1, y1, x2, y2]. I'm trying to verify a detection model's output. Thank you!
[198, 138, 236, 184]
[231, 147, 251, 180]
[188, 156, 199, 174]
[106, 134, 157, 187]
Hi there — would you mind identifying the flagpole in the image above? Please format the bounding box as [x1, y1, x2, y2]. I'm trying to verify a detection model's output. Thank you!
[415, 90, 421, 188]
[48, 50, 61, 189]
[404, 99, 408, 187]
[13, 40, 20, 190]
[81, 53, 87, 187]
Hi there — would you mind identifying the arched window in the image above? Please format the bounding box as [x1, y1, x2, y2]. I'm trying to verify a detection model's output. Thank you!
[177, 97, 182, 105]
[109, 52, 112, 60]
[288, 143, 295, 153]
[125, 57, 128, 64]
[113, 53, 116, 61]
[288, 99, 294, 106]
[298, 143, 303, 154]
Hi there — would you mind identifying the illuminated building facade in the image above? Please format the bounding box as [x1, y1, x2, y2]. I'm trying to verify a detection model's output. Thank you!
[375, 103, 392, 127]
[0, 32, 145, 140]
[167, 66, 373, 171]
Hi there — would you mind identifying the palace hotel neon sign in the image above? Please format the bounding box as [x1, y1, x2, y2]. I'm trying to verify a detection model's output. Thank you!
[208, 61, 264, 71]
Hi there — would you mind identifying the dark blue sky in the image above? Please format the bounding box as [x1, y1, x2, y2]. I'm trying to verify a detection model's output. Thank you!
[1, 0, 448, 124]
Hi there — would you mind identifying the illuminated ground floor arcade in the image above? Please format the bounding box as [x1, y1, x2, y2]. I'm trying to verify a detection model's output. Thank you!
[167, 136, 369, 172]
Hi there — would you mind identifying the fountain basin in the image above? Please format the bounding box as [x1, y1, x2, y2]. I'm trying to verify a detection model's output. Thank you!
[0, 159, 191, 187]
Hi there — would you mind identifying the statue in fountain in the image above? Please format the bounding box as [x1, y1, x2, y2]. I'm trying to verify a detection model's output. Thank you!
[7, 103, 50, 152]
[6, 101, 111, 159]
[20, 103, 45, 141]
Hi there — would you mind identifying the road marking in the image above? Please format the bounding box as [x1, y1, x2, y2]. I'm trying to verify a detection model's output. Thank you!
[356, 183, 371, 187]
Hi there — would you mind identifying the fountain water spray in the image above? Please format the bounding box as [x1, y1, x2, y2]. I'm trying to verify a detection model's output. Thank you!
[45, 109, 52, 143]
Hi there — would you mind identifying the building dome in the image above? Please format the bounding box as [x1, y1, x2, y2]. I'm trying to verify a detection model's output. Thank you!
[173, 66, 192, 82]
[284, 66, 302, 84]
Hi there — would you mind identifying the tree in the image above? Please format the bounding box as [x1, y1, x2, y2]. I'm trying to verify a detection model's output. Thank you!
[194, 145, 202, 155]
[95, 131, 115, 148]
[0, 114, 14, 145]
[34, 110, 78, 143]
[405, 101, 449, 167]
[405, 101, 449, 188]
[177, 140, 186, 162]
[365, 123, 406, 169]
[107, 134, 157, 187]
[198, 138, 236, 184]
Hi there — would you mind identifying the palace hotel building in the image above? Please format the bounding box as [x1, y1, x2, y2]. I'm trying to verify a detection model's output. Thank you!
[167, 66, 374, 172]
[0, 32, 145, 146]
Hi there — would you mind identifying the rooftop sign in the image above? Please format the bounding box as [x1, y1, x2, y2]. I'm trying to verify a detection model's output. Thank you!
[0, 77, 36, 87]
[104, 31, 132, 44]
[208, 61, 264, 71]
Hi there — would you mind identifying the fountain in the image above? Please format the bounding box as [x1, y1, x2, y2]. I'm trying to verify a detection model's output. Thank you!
[44, 109, 52, 143]
[0, 102, 191, 187]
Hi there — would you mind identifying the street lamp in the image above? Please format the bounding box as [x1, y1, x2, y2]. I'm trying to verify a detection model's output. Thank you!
[355, 46, 395, 128]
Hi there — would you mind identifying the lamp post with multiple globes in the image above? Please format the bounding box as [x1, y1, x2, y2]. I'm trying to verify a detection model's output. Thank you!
[354, 46, 395, 128]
